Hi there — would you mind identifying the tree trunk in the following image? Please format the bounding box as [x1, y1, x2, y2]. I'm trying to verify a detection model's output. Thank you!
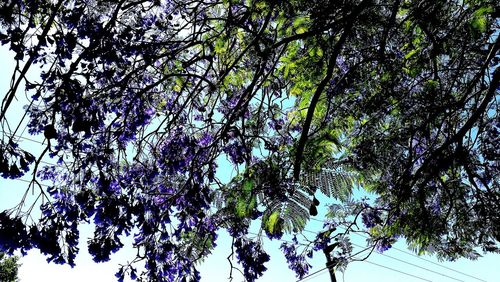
[323, 248, 337, 282]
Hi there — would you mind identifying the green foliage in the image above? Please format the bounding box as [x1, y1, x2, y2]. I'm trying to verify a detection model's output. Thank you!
[221, 159, 314, 235]
[0, 253, 19, 282]
[263, 211, 282, 234]
[470, 6, 494, 33]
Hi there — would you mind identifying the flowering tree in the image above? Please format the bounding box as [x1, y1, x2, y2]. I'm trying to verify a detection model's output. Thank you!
[0, 0, 499, 281]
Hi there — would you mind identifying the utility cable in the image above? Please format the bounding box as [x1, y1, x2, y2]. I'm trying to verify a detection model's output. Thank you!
[350, 242, 465, 282]
[0, 129, 45, 145]
[363, 259, 433, 282]
[302, 227, 465, 281]
[300, 228, 449, 281]
[308, 218, 487, 282]
[10, 177, 50, 187]
[296, 256, 434, 282]
[0, 130, 68, 167]
[390, 247, 487, 282]
[248, 229, 435, 282]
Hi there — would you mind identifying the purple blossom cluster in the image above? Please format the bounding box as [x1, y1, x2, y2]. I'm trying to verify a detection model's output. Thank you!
[280, 238, 312, 279]
[376, 236, 397, 253]
[0, 141, 35, 179]
[223, 140, 249, 165]
[361, 208, 383, 228]
[234, 237, 270, 282]
[158, 128, 197, 175]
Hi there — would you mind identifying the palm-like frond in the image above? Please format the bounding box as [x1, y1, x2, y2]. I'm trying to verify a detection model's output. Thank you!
[301, 159, 357, 201]
[217, 157, 358, 236]
[260, 182, 315, 234]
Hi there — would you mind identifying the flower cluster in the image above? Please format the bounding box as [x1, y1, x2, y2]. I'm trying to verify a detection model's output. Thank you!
[158, 128, 197, 175]
[234, 238, 270, 282]
[0, 212, 31, 254]
[223, 140, 249, 165]
[280, 239, 312, 279]
[361, 207, 383, 228]
[375, 236, 397, 253]
[0, 141, 35, 179]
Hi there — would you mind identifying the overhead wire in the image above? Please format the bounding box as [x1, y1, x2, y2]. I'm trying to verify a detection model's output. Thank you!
[0, 129, 45, 145]
[390, 247, 488, 282]
[308, 217, 487, 282]
[0, 130, 62, 167]
[296, 255, 435, 282]
[248, 230, 437, 282]
[11, 177, 51, 187]
[301, 227, 466, 281]
[350, 242, 465, 282]
[362, 260, 433, 282]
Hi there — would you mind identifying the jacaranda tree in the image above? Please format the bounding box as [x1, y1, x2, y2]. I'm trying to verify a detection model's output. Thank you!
[0, 0, 498, 281]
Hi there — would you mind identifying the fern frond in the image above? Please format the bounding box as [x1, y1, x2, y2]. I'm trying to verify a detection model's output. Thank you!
[300, 159, 356, 201]
[262, 184, 311, 234]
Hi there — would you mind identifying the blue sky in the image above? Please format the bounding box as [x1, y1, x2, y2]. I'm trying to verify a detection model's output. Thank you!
[1, 43, 499, 282]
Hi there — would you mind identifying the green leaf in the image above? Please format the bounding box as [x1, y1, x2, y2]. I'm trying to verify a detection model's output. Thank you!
[235, 195, 256, 217]
[293, 16, 309, 28]
[316, 47, 323, 57]
[471, 6, 493, 33]
[243, 179, 254, 192]
[214, 38, 227, 54]
[404, 48, 419, 60]
[296, 26, 307, 34]
[265, 211, 280, 234]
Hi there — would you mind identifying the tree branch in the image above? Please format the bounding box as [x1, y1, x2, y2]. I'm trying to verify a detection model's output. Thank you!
[293, 0, 371, 180]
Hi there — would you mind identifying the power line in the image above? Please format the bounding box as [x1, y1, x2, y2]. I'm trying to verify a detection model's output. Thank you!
[11, 177, 51, 187]
[363, 259, 433, 282]
[308, 218, 487, 282]
[301, 228, 465, 282]
[0, 130, 64, 168]
[350, 242, 465, 282]
[248, 230, 436, 282]
[390, 247, 488, 282]
[296, 256, 435, 282]
[0, 129, 46, 145]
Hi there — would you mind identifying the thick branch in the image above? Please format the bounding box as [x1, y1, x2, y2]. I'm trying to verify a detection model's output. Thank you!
[378, 0, 401, 62]
[293, 1, 370, 180]
[412, 64, 500, 184]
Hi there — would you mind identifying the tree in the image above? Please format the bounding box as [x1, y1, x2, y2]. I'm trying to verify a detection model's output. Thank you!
[0, 253, 19, 282]
[0, 0, 499, 281]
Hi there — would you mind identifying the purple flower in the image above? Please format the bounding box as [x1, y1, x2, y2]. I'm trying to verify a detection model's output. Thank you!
[198, 132, 213, 147]
[362, 208, 383, 228]
[223, 141, 248, 164]
[280, 242, 311, 279]
[235, 238, 270, 282]
[376, 237, 396, 253]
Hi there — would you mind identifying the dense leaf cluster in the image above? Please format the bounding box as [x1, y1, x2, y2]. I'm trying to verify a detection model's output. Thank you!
[0, 252, 19, 282]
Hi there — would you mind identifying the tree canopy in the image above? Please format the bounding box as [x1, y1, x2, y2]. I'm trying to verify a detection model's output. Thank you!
[0, 0, 499, 281]
[0, 253, 19, 282]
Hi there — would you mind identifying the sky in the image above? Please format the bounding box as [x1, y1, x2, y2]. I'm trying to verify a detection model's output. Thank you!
[1, 39, 499, 282]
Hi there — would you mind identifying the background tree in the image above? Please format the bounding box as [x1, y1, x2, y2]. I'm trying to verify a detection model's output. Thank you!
[0, 0, 498, 281]
[0, 253, 19, 282]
